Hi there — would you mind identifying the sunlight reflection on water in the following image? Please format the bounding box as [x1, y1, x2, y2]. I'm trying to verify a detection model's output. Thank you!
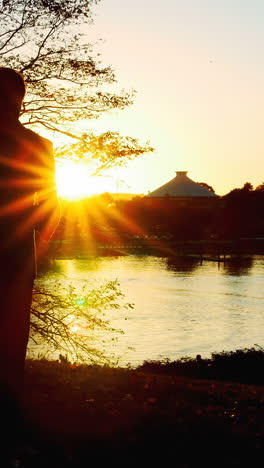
[31, 255, 264, 366]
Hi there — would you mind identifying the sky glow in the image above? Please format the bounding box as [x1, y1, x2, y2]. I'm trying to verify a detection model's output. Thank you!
[77, 0, 264, 196]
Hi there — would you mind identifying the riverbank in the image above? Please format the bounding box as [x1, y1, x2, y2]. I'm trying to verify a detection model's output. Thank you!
[47, 237, 264, 259]
[6, 349, 264, 467]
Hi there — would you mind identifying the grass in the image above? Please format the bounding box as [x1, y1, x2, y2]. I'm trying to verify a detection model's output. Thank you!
[4, 348, 264, 467]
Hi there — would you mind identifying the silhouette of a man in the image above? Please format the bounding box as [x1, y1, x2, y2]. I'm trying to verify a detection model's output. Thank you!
[0, 67, 59, 405]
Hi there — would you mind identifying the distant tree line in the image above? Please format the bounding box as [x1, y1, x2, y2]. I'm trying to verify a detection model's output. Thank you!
[52, 181, 264, 248]
[216, 182, 264, 240]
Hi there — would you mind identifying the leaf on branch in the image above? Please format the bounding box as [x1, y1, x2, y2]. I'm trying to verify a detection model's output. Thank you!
[54, 131, 154, 175]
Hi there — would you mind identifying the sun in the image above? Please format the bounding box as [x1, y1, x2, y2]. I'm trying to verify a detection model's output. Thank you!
[55, 161, 108, 200]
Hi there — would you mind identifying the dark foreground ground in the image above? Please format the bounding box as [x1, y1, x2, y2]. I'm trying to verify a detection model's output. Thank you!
[4, 349, 264, 467]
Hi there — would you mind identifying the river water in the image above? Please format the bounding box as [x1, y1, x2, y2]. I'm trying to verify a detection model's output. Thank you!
[30, 254, 264, 366]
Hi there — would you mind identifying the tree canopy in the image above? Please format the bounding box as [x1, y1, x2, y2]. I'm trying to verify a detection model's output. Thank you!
[198, 182, 215, 193]
[0, 0, 153, 169]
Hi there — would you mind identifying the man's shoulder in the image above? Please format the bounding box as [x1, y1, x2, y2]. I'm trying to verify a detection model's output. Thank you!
[19, 124, 53, 152]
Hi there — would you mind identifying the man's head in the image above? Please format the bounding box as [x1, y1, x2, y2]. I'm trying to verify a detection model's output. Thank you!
[0, 67, 26, 120]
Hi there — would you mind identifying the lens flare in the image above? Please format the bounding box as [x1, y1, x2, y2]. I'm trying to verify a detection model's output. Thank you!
[56, 161, 109, 200]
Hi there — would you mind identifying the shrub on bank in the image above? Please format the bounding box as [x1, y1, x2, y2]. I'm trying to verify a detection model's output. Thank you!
[137, 347, 264, 384]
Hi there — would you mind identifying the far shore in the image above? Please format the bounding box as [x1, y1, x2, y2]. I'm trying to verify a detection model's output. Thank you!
[45, 237, 264, 260]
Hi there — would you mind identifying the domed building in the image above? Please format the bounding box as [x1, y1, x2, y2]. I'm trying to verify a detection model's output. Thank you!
[142, 171, 219, 240]
[145, 171, 219, 211]
[147, 171, 218, 198]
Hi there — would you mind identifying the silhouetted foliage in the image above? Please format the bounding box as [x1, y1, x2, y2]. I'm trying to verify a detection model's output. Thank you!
[198, 181, 215, 193]
[138, 347, 264, 385]
[255, 182, 264, 192]
[0, 0, 153, 170]
[242, 182, 253, 191]
[219, 182, 264, 239]
[55, 131, 153, 176]
[30, 278, 133, 363]
[1, 0, 128, 130]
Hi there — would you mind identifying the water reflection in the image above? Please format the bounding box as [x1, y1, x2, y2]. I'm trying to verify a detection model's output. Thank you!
[35, 254, 264, 366]
[37, 259, 63, 276]
[222, 257, 254, 276]
[166, 255, 201, 273]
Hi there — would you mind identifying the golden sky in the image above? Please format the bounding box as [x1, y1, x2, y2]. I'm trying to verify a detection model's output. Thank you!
[77, 0, 264, 196]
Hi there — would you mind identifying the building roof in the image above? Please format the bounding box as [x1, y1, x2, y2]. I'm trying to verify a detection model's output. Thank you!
[147, 171, 218, 198]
